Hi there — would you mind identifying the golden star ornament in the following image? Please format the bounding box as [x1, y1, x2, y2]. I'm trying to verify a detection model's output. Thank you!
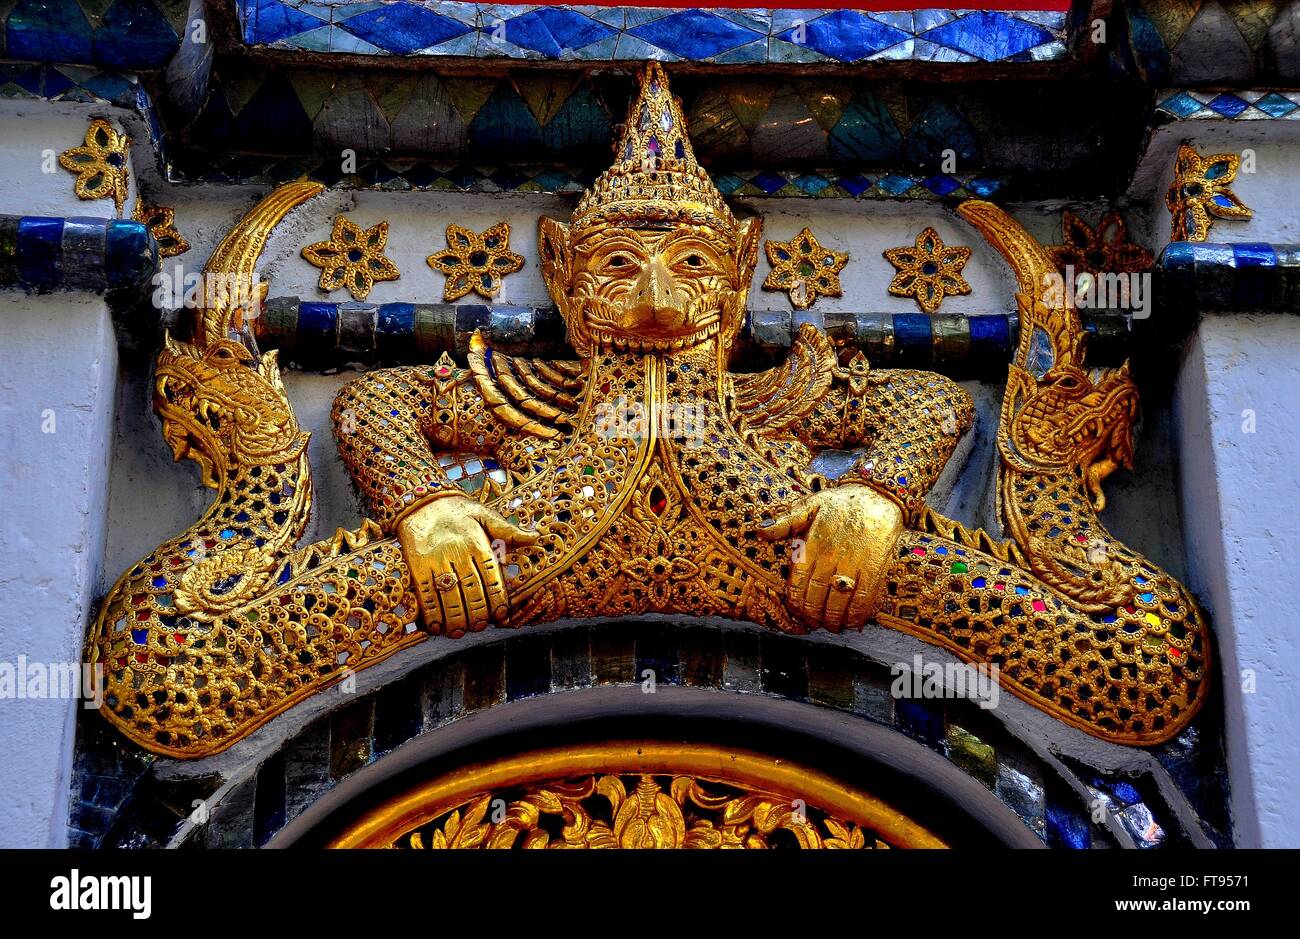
[1166, 144, 1253, 242]
[883, 227, 972, 313]
[301, 215, 400, 301]
[426, 222, 526, 301]
[762, 227, 849, 309]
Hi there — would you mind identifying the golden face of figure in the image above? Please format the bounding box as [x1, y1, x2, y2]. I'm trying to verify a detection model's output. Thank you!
[539, 214, 762, 355]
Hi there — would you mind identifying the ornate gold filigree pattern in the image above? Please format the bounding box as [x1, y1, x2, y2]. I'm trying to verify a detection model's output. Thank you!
[762, 227, 849, 309]
[1166, 144, 1253, 242]
[302, 215, 400, 300]
[58, 118, 130, 215]
[132, 201, 190, 258]
[426, 222, 525, 301]
[88, 64, 1212, 758]
[883, 227, 972, 313]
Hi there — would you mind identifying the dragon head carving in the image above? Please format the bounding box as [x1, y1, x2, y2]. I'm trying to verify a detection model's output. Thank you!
[154, 333, 306, 488]
[957, 202, 1143, 512]
[1005, 351, 1140, 511]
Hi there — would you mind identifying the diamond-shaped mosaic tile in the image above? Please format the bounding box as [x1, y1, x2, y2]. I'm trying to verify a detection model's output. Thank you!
[1254, 92, 1300, 119]
[338, 3, 473, 54]
[244, 0, 327, 45]
[920, 12, 1054, 61]
[776, 11, 910, 63]
[627, 10, 764, 60]
[496, 8, 616, 56]
[1157, 89, 1300, 122]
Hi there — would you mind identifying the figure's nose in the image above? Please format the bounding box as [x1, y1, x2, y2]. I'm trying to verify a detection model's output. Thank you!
[629, 256, 680, 321]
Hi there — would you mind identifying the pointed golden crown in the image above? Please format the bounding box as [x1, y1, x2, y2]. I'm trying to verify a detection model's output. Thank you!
[572, 62, 736, 235]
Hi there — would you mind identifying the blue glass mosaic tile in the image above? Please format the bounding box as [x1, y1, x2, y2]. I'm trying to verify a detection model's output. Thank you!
[228, 2, 1065, 65]
[1045, 800, 1091, 849]
[17, 216, 63, 291]
[919, 11, 1053, 62]
[829, 94, 905, 164]
[921, 174, 961, 197]
[103, 219, 156, 291]
[255, 298, 1107, 373]
[0, 216, 155, 294]
[94, 0, 179, 68]
[1254, 92, 1300, 119]
[1206, 93, 1249, 118]
[1160, 92, 1203, 119]
[877, 174, 918, 197]
[494, 8, 615, 56]
[1157, 90, 1300, 122]
[627, 10, 763, 60]
[339, 4, 472, 54]
[838, 174, 873, 197]
[776, 11, 909, 63]
[6, 0, 94, 64]
[1158, 242, 1300, 313]
[246, 0, 327, 46]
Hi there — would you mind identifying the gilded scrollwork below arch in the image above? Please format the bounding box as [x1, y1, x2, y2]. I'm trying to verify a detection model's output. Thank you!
[327, 743, 947, 849]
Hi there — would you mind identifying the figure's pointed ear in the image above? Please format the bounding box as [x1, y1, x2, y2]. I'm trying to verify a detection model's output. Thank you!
[733, 216, 763, 295]
[538, 216, 572, 309]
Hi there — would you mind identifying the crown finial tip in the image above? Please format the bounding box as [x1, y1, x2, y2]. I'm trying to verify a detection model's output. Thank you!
[573, 62, 733, 234]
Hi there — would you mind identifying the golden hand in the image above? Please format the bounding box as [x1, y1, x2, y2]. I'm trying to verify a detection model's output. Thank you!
[397, 495, 539, 638]
[758, 484, 904, 632]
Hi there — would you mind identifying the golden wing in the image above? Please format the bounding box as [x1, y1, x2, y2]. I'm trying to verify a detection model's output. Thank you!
[467, 330, 582, 439]
[732, 323, 837, 433]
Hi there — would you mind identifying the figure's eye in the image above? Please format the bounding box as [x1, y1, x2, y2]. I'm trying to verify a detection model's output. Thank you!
[673, 251, 718, 274]
[606, 254, 631, 269]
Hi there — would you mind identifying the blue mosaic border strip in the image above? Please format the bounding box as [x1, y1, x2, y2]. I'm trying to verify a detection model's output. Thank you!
[162, 152, 1006, 200]
[0, 62, 142, 107]
[0, 215, 158, 295]
[256, 296, 1130, 372]
[1157, 89, 1300, 122]
[239, 1, 1067, 65]
[1159, 242, 1300, 312]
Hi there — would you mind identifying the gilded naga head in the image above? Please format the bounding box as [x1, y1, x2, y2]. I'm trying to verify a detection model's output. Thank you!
[538, 63, 762, 357]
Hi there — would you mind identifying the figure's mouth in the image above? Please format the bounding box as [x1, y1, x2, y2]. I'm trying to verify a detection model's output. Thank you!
[155, 370, 225, 484]
[582, 295, 725, 352]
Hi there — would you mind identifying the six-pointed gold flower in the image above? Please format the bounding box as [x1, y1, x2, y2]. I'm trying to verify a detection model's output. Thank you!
[762, 227, 849, 310]
[58, 118, 131, 216]
[883, 227, 972, 314]
[1049, 210, 1151, 276]
[132, 201, 190, 258]
[302, 216, 400, 301]
[426, 222, 525, 302]
[1166, 144, 1253, 242]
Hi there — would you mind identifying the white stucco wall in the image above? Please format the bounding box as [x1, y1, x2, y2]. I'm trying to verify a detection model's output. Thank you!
[158, 187, 1113, 319]
[0, 293, 118, 847]
[0, 103, 141, 847]
[1175, 312, 1300, 848]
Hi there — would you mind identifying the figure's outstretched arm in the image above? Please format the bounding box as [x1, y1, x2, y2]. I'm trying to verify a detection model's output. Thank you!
[797, 357, 975, 521]
[332, 359, 538, 636]
[332, 358, 501, 531]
